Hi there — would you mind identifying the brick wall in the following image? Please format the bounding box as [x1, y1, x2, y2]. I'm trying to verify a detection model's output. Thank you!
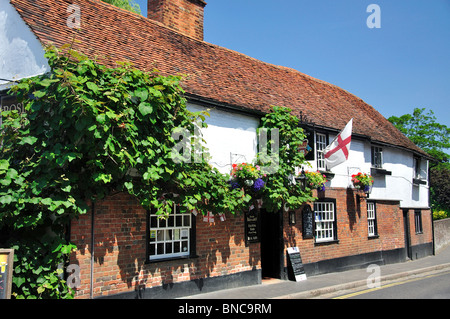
[434, 218, 450, 253]
[405, 208, 433, 250]
[69, 192, 260, 299]
[148, 0, 206, 41]
[69, 188, 433, 298]
[283, 188, 406, 268]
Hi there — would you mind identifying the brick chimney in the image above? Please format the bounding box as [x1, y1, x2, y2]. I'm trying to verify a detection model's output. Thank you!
[148, 0, 207, 41]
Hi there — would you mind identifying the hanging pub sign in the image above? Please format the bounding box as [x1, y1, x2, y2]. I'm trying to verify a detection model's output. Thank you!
[300, 127, 315, 161]
[0, 94, 26, 127]
[0, 94, 25, 114]
[302, 204, 314, 239]
[298, 139, 312, 158]
[245, 207, 260, 244]
[0, 249, 14, 299]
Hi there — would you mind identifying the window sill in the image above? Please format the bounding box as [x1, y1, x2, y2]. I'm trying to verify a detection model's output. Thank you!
[413, 178, 427, 186]
[314, 239, 339, 246]
[319, 170, 335, 180]
[368, 235, 379, 240]
[146, 254, 199, 264]
[371, 167, 392, 176]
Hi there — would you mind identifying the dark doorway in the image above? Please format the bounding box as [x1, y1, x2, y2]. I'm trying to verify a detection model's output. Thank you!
[260, 209, 283, 279]
[403, 209, 412, 260]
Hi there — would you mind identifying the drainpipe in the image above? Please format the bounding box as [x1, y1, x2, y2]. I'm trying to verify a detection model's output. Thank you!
[90, 202, 95, 299]
[428, 163, 435, 256]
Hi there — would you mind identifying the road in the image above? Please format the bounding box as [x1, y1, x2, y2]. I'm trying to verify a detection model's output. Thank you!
[332, 271, 450, 299]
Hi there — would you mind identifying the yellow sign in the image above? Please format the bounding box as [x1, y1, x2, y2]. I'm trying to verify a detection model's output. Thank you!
[0, 249, 14, 299]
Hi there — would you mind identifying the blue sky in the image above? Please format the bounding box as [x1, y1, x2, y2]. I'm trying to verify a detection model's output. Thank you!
[135, 0, 450, 128]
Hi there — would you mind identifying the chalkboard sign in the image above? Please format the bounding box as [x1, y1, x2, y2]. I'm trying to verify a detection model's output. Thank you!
[0, 249, 14, 299]
[245, 208, 260, 244]
[287, 247, 307, 282]
[302, 204, 314, 239]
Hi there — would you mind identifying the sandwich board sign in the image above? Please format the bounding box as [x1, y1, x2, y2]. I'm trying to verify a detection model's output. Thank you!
[287, 247, 307, 282]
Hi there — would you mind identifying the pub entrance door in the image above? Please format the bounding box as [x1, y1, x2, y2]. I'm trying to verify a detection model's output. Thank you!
[260, 209, 283, 279]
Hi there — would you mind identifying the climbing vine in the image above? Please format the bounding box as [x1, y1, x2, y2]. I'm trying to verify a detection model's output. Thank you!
[0, 45, 313, 298]
[257, 106, 316, 213]
[0, 45, 247, 298]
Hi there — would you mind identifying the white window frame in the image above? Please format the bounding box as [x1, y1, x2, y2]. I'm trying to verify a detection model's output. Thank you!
[314, 201, 336, 243]
[316, 133, 327, 171]
[149, 204, 192, 261]
[371, 146, 383, 169]
[367, 202, 377, 237]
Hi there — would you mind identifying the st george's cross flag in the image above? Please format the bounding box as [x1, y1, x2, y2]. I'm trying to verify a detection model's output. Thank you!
[324, 119, 353, 169]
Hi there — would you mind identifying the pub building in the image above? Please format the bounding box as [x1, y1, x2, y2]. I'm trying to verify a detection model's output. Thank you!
[2, 0, 434, 299]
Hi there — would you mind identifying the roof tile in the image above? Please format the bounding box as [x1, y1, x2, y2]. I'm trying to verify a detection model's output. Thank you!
[9, 0, 428, 156]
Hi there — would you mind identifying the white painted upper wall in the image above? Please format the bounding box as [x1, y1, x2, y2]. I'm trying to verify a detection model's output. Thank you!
[187, 103, 260, 175]
[307, 132, 429, 208]
[187, 104, 429, 208]
[0, 0, 50, 90]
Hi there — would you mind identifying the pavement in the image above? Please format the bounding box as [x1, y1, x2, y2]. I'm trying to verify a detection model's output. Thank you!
[181, 244, 450, 299]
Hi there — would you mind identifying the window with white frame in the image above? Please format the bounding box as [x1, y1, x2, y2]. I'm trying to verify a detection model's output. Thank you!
[314, 200, 337, 243]
[367, 202, 378, 237]
[371, 146, 383, 168]
[414, 210, 423, 234]
[316, 133, 327, 171]
[148, 205, 193, 261]
[413, 156, 422, 179]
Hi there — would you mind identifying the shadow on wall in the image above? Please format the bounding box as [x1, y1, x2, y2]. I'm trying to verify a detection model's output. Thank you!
[71, 192, 260, 298]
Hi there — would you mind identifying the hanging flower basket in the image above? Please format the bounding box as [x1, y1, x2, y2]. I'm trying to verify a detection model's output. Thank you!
[230, 163, 266, 193]
[351, 172, 374, 190]
[304, 170, 328, 191]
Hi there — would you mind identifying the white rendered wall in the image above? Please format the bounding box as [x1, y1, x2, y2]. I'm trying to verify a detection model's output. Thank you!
[0, 0, 49, 90]
[187, 103, 260, 175]
[307, 132, 429, 208]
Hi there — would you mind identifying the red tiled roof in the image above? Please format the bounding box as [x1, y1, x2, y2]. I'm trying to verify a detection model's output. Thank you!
[10, 0, 428, 156]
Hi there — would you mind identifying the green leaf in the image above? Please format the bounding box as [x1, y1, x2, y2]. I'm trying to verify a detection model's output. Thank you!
[0, 195, 13, 205]
[138, 102, 153, 116]
[0, 159, 9, 171]
[6, 168, 18, 180]
[21, 136, 37, 145]
[86, 81, 99, 93]
[32, 90, 46, 98]
[41, 198, 52, 206]
[13, 276, 26, 288]
[93, 173, 112, 184]
[124, 182, 133, 191]
[96, 114, 106, 124]
[134, 88, 149, 101]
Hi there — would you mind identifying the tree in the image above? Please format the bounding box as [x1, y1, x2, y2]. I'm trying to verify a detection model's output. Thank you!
[430, 167, 450, 213]
[388, 108, 450, 169]
[102, 0, 142, 15]
[388, 108, 450, 216]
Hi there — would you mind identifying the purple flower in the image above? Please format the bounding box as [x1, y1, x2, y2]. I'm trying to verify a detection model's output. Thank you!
[253, 178, 265, 191]
[230, 181, 240, 190]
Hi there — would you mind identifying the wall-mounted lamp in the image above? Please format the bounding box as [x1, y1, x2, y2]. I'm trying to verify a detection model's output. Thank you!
[295, 167, 307, 191]
[289, 211, 296, 225]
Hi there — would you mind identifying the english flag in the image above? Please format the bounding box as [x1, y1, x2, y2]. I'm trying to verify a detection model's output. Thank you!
[324, 119, 353, 169]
